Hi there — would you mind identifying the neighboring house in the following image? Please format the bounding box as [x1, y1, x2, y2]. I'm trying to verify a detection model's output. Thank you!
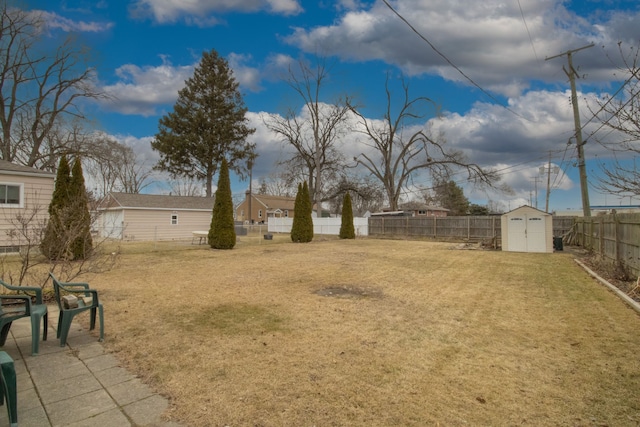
[0, 160, 55, 251]
[400, 204, 450, 217]
[235, 192, 297, 224]
[97, 192, 214, 241]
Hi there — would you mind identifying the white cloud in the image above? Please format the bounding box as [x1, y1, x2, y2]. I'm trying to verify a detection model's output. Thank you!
[227, 53, 262, 92]
[115, 134, 158, 165]
[129, 0, 302, 25]
[99, 53, 272, 115]
[429, 89, 618, 167]
[31, 10, 114, 33]
[100, 59, 194, 116]
[267, 0, 303, 15]
[283, 0, 640, 96]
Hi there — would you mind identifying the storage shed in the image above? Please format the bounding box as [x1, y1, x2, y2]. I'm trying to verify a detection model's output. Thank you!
[501, 205, 553, 253]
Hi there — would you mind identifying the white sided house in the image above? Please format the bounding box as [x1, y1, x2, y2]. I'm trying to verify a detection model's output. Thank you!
[97, 192, 214, 242]
[0, 160, 55, 251]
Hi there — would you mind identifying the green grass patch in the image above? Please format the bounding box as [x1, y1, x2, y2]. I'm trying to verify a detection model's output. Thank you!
[171, 303, 287, 335]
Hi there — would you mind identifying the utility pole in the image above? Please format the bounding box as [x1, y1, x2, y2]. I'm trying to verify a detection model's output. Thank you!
[247, 158, 253, 224]
[546, 43, 594, 217]
[539, 153, 559, 213]
[531, 176, 542, 209]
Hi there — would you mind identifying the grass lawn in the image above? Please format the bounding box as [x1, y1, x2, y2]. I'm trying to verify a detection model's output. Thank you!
[78, 237, 640, 426]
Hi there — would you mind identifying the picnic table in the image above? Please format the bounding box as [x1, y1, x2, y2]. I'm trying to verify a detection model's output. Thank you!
[192, 231, 208, 245]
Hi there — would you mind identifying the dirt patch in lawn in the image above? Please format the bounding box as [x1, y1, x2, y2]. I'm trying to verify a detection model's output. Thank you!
[314, 286, 384, 299]
[69, 239, 640, 427]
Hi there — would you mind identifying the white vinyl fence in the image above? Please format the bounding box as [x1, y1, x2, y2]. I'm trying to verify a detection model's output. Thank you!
[268, 217, 369, 236]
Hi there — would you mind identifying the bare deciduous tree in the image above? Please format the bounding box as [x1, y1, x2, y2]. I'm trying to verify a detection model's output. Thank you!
[592, 43, 640, 197]
[166, 177, 205, 197]
[349, 74, 497, 211]
[84, 135, 154, 196]
[0, 5, 108, 168]
[257, 172, 297, 198]
[325, 175, 385, 216]
[0, 198, 117, 287]
[264, 57, 352, 216]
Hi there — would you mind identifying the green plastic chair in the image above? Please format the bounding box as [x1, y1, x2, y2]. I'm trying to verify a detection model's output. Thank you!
[49, 273, 104, 346]
[0, 279, 48, 356]
[0, 351, 17, 427]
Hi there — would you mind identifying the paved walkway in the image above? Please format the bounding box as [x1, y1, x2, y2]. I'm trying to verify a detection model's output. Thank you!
[0, 305, 182, 427]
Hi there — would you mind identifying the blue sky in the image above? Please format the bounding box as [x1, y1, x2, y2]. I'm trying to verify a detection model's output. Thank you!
[24, 0, 640, 212]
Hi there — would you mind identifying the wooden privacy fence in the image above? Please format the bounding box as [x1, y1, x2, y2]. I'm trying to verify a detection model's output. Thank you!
[368, 216, 502, 241]
[368, 215, 577, 244]
[573, 213, 640, 277]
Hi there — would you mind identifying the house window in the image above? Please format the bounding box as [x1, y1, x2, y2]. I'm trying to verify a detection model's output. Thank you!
[258, 209, 262, 218]
[0, 183, 22, 207]
[284, 210, 289, 217]
[418, 210, 427, 215]
[171, 214, 178, 225]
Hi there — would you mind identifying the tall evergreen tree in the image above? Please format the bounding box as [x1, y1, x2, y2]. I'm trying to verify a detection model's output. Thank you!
[299, 181, 314, 242]
[290, 183, 304, 242]
[41, 156, 72, 259]
[208, 159, 236, 249]
[152, 49, 256, 197]
[339, 192, 355, 239]
[433, 180, 470, 216]
[68, 157, 93, 259]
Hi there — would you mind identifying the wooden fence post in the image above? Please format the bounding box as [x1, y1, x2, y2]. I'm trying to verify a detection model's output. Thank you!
[598, 216, 603, 256]
[434, 216, 437, 238]
[614, 211, 619, 266]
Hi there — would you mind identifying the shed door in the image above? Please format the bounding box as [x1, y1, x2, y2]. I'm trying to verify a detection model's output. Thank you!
[508, 216, 527, 252]
[526, 215, 547, 252]
[507, 213, 547, 252]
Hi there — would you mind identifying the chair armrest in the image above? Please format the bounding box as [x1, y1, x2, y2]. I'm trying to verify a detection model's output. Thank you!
[57, 284, 100, 306]
[0, 295, 32, 315]
[57, 282, 90, 290]
[0, 279, 44, 304]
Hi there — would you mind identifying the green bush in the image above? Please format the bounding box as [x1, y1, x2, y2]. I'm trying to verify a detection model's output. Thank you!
[291, 183, 303, 242]
[291, 182, 313, 243]
[339, 192, 355, 239]
[68, 157, 93, 259]
[41, 156, 71, 260]
[209, 159, 236, 249]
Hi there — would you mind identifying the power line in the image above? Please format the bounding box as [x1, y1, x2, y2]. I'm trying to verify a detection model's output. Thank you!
[381, 0, 529, 121]
[517, 0, 542, 67]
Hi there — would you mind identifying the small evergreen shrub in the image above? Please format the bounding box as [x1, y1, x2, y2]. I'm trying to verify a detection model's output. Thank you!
[339, 192, 355, 239]
[290, 183, 304, 242]
[68, 157, 93, 259]
[209, 159, 236, 249]
[41, 156, 71, 260]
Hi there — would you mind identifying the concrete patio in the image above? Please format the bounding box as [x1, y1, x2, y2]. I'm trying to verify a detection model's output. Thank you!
[0, 305, 182, 426]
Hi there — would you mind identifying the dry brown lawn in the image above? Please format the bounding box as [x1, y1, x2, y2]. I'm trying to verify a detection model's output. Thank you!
[75, 237, 640, 426]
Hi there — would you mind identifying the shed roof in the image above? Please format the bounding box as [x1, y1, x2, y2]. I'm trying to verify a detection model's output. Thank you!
[502, 205, 551, 216]
[100, 192, 214, 211]
[0, 160, 55, 178]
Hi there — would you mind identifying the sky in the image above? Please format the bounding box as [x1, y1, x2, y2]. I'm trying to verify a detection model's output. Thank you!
[22, 0, 640, 213]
